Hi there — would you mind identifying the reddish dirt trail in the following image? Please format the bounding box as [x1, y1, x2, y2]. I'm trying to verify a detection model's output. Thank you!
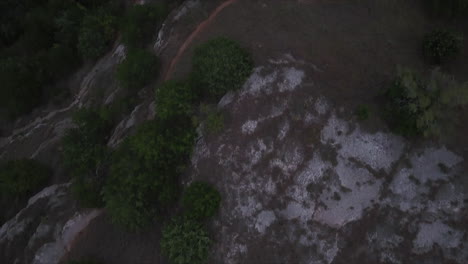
[164, 0, 238, 81]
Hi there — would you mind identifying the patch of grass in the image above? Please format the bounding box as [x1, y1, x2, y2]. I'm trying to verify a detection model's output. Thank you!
[200, 104, 225, 135]
[355, 104, 370, 121]
[423, 29, 463, 64]
[161, 217, 212, 264]
[182, 181, 221, 221]
[191, 37, 253, 100]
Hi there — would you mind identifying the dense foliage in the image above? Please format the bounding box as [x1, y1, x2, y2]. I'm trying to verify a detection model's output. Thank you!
[385, 67, 468, 137]
[0, 159, 51, 198]
[77, 9, 118, 60]
[117, 49, 159, 91]
[423, 29, 462, 64]
[155, 80, 194, 121]
[0, 159, 52, 224]
[0, 0, 121, 119]
[121, 3, 168, 48]
[62, 108, 112, 207]
[161, 218, 212, 264]
[103, 118, 196, 231]
[191, 37, 253, 100]
[182, 181, 221, 220]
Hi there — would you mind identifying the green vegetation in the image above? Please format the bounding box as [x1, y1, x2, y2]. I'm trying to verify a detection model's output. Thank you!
[182, 181, 221, 220]
[77, 9, 118, 60]
[62, 108, 112, 208]
[117, 49, 159, 91]
[191, 37, 253, 100]
[355, 104, 370, 121]
[0, 0, 121, 119]
[384, 67, 468, 137]
[0, 159, 51, 199]
[0, 159, 52, 224]
[200, 104, 225, 135]
[121, 3, 168, 48]
[423, 29, 463, 64]
[155, 80, 194, 120]
[161, 218, 212, 264]
[103, 118, 196, 231]
[427, 0, 468, 18]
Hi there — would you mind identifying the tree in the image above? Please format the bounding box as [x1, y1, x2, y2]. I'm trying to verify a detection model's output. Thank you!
[182, 181, 221, 220]
[77, 9, 117, 60]
[116, 48, 159, 91]
[155, 80, 194, 121]
[62, 108, 112, 208]
[103, 118, 196, 230]
[161, 217, 212, 264]
[423, 29, 462, 64]
[385, 67, 468, 137]
[191, 37, 253, 100]
[121, 3, 167, 48]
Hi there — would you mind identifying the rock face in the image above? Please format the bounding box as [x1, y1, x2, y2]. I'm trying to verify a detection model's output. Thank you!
[0, 184, 101, 264]
[191, 56, 468, 264]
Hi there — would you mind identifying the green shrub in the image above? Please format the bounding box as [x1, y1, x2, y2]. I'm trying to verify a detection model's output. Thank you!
[182, 181, 221, 220]
[191, 37, 253, 100]
[161, 217, 212, 264]
[355, 104, 370, 121]
[423, 29, 463, 64]
[117, 49, 159, 91]
[103, 118, 196, 230]
[121, 3, 168, 48]
[385, 67, 468, 137]
[155, 80, 194, 121]
[0, 159, 52, 199]
[77, 9, 117, 60]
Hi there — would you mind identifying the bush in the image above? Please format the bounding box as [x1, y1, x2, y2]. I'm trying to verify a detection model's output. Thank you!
[0, 159, 52, 199]
[423, 29, 463, 64]
[103, 118, 196, 230]
[161, 218, 212, 264]
[121, 3, 168, 48]
[77, 9, 117, 60]
[191, 37, 253, 100]
[155, 80, 194, 121]
[182, 181, 221, 220]
[117, 49, 159, 91]
[384, 67, 468, 137]
[67, 259, 103, 264]
[62, 108, 112, 207]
